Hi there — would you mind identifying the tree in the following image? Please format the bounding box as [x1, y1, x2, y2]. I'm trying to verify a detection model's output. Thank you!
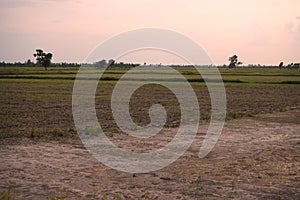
[228, 55, 242, 68]
[33, 49, 53, 70]
[25, 59, 34, 67]
[279, 62, 284, 69]
[94, 59, 107, 68]
[108, 59, 115, 68]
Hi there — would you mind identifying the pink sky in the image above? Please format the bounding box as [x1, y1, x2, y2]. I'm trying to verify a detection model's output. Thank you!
[0, 0, 299, 65]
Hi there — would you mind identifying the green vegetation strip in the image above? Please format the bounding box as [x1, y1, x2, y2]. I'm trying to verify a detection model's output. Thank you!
[0, 75, 299, 84]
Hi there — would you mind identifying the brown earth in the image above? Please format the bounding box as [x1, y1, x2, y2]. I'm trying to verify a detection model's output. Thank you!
[0, 109, 299, 199]
[1, 80, 300, 138]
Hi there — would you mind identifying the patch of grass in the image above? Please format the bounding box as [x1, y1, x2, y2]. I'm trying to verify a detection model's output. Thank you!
[47, 188, 69, 200]
[30, 128, 35, 138]
[279, 80, 300, 84]
[226, 112, 254, 120]
[81, 127, 102, 136]
[192, 176, 204, 197]
[1, 67, 299, 84]
[0, 182, 23, 200]
[50, 129, 64, 137]
[0, 131, 23, 139]
[201, 114, 211, 121]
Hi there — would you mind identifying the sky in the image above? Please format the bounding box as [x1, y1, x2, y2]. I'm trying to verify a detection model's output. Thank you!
[0, 0, 299, 65]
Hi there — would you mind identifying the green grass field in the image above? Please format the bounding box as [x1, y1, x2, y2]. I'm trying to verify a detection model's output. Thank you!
[1, 67, 299, 84]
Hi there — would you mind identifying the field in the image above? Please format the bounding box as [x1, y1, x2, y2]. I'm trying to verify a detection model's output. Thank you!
[0, 67, 299, 199]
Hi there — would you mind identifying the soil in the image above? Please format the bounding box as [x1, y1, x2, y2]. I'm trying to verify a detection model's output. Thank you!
[0, 109, 299, 199]
[1, 81, 300, 138]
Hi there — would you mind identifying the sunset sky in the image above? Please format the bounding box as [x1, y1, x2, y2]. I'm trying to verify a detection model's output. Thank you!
[1, 0, 299, 65]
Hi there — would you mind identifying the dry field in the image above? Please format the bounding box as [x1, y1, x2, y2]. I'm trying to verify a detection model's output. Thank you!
[0, 67, 299, 199]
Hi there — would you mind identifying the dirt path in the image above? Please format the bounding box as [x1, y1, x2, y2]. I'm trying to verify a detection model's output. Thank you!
[0, 110, 299, 199]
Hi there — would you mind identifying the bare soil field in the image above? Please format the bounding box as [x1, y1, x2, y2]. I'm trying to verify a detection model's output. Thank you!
[0, 109, 299, 199]
[0, 68, 299, 199]
[0, 78, 299, 137]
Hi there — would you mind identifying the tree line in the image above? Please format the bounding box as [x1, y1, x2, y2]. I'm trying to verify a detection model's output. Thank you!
[0, 49, 299, 70]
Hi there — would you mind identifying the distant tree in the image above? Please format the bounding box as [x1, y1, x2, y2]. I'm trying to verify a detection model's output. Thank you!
[94, 59, 107, 68]
[287, 63, 294, 69]
[33, 49, 53, 70]
[25, 59, 34, 66]
[228, 55, 242, 68]
[108, 59, 115, 67]
[279, 62, 284, 69]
